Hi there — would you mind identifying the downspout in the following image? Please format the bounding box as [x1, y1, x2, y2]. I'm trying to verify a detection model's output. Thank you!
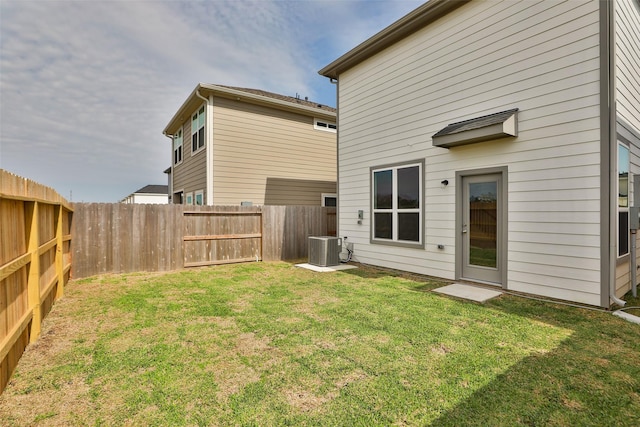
[195, 88, 213, 205]
[605, 0, 626, 307]
[631, 228, 637, 297]
[163, 132, 174, 204]
[330, 77, 341, 253]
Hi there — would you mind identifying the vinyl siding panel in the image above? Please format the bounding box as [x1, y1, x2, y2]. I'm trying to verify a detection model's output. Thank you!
[337, 0, 602, 305]
[615, 0, 640, 131]
[211, 97, 336, 206]
[172, 121, 207, 201]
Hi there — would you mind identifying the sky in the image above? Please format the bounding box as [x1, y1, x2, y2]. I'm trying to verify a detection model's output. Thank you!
[0, 0, 423, 202]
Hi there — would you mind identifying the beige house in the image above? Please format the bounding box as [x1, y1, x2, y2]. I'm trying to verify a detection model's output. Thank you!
[319, 0, 640, 307]
[163, 84, 337, 207]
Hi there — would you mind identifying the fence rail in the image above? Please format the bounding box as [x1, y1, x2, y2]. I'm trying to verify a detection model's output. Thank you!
[0, 170, 73, 394]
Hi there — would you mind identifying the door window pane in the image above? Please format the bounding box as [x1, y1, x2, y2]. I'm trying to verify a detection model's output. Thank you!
[469, 182, 497, 268]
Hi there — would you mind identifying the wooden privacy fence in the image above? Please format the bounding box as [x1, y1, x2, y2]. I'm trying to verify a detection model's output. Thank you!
[72, 203, 336, 279]
[0, 170, 72, 394]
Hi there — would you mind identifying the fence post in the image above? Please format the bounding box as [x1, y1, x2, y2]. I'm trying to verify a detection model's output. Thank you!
[55, 204, 65, 299]
[25, 201, 42, 343]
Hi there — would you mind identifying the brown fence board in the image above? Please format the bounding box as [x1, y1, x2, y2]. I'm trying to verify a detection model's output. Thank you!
[1, 170, 72, 394]
[182, 206, 262, 267]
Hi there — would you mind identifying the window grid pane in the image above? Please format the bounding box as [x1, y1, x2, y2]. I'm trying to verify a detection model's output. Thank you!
[374, 213, 392, 239]
[398, 212, 420, 242]
[374, 170, 393, 209]
[397, 166, 420, 209]
[619, 143, 630, 256]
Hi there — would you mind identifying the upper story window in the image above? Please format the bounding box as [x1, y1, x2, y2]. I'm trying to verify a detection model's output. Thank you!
[192, 105, 205, 153]
[173, 128, 183, 165]
[372, 161, 423, 246]
[314, 118, 337, 133]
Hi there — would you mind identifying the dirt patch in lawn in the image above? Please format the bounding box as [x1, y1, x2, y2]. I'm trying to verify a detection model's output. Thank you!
[0, 297, 98, 424]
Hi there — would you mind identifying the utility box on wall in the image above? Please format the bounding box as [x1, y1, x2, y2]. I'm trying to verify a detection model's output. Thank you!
[631, 206, 640, 230]
[308, 236, 342, 267]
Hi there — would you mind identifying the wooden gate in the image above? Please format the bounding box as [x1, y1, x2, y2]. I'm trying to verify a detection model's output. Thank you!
[182, 206, 262, 267]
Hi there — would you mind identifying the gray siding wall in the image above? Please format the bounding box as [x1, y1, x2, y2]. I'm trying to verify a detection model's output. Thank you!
[337, 0, 602, 305]
[172, 116, 207, 202]
[616, 0, 640, 132]
[211, 97, 336, 206]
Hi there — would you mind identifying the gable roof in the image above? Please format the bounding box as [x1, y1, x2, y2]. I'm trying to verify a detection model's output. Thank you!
[319, 0, 470, 79]
[163, 83, 336, 136]
[134, 184, 168, 194]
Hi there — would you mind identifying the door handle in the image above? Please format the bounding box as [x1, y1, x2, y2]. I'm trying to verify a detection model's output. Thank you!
[462, 225, 468, 234]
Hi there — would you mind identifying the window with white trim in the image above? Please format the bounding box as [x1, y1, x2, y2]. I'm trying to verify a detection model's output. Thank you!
[195, 190, 204, 206]
[173, 128, 183, 165]
[185, 192, 193, 205]
[314, 118, 337, 132]
[192, 105, 205, 153]
[618, 142, 630, 257]
[321, 193, 337, 207]
[372, 162, 423, 244]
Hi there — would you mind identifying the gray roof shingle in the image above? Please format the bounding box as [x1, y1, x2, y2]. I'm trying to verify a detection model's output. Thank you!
[216, 85, 336, 113]
[432, 108, 519, 137]
[135, 185, 168, 194]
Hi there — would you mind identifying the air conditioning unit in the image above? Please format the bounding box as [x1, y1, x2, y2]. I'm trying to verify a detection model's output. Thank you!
[308, 236, 342, 267]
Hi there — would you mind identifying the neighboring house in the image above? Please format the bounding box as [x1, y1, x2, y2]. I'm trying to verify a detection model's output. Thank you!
[121, 185, 169, 204]
[163, 84, 337, 207]
[319, 0, 640, 307]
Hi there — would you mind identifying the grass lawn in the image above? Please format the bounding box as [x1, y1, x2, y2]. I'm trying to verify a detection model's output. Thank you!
[1, 262, 639, 426]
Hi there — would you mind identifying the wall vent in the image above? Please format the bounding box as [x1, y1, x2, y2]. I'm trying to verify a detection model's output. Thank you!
[308, 236, 342, 267]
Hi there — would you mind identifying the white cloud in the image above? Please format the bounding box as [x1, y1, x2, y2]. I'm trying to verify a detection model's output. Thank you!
[1, 0, 423, 202]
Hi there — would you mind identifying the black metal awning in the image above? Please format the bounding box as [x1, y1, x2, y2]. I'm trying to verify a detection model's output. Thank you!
[432, 108, 518, 148]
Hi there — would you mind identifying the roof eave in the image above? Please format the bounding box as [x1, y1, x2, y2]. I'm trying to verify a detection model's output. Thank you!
[163, 85, 202, 136]
[200, 84, 336, 119]
[163, 83, 336, 136]
[318, 0, 470, 79]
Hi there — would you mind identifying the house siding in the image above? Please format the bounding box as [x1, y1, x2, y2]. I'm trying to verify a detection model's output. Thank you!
[616, 0, 640, 132]
[211, 97, 336, 206]
[614, 0, 640, 297]
[172, 120, 207, 202]
[337, 0, 603, 305]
